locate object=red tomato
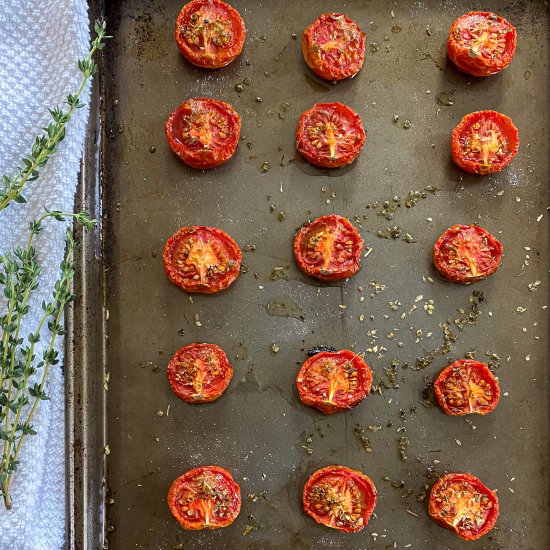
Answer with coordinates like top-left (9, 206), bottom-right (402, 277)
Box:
top-left (167, 343), bottom-right (233, 403)
top-left (451, 110), bottom-right (519, 174)
top-left (296, 103), bottom-right (365, 168)
top-left (294, 214), bottom-right (364, 281)
top-left (448, 12), bottom-right (517, 77)
top-left (175, 0), bottom-right (246, 69)
top-left (433, 224), bottom-right (503, 284)
top-left (302, 13), bottom-right (366, 81)
top-left (165, 98), bottom-right (241, 169)
top-left (429, 473), bottom-right (499, 541)
top-left (296, 350), bottom-right (372, 414)
top-left (303, 466), bottom-right (377, 532)
top-left (434, 359), bottom-right (500, 416)
top-left (163, 226), bottom-right (241, 294)
top-left (168, 466), bottom-right (241, 530)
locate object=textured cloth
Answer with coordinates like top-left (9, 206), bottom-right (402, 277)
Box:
top-left (0, 1), bottom-right (91, 548)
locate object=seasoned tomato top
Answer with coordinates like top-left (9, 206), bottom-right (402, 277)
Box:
top-left (434, 359), bottom-right (500, 416)
top-left (433, 224), bottom-right (503, 284)
top-left (448, 12), bottom-right (516, 76)
top-left (296, 350), bottom-right (372, 414)
top-left (429, 473), bottom-right (499, 541)
top-left (163, 226), bottom-right (241, 294)
top-left (165, 98), bottom-right (241, 169)
top-left (294, 214), bottom-right (363, 281)
top-left (168, 466), bottom-right (241, 530)
top-left (303, 466), bottom-right (377, 532)
top-left (451, 110), bottom-right (518, 175)
top-left (176, 0), bottom-right (246, 68)
top-left (296, 103), bottom-right (365, 168)
top-left (167, 343), bottom-right (233, 403)
top-left (302, 13), bottom-right (366, 81)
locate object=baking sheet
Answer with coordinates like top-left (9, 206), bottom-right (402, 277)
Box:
top-left (70, 1), bottom-right (550, 548)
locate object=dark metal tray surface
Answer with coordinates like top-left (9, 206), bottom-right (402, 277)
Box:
top-left (68, 1), bottom-right (550, 549)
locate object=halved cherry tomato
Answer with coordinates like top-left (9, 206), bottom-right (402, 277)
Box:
top-left (175, 0), bottom-right (246, 69)
top-left (433, 224), bottom-right (503, 284)
top-left (429, 473), bottom-right (499, 541)
top-left (168, 466), bottom-right (241, 530)
top-left (434, 359), bottom-right (500, 416)
top-left (296, 350), bottom-right (372, 414)
top-left (167, 343), bottom-right (233, 403)
top-left (448, 12), bottom-right (516, 77)
top-left (451, 110), bottom-right (519, 174)
top-left (163, 226), bottom-right (241, 294)
top-left (294, 214), bottom-right (364, 281)
top-left (165, 98), bottom-right (241, 169)
top-left (302, 13), bottom-right (366, 81)
top-left (296, 103), bottom-right (365, 168)
top-left (303, 466), bottom-right (377, 532)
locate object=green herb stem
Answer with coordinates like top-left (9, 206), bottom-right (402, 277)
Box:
top-left (0, 211), bottom-right (96, 509)
top-left (0, 20), bottom-right (110, 212)
top-left (4, 245), bottom-right (74, 501)
top-left (1, 281), bottom-right (50, 487)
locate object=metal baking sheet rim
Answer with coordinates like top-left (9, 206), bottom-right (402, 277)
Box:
top-left (66, 1), bottom-right (107, 548)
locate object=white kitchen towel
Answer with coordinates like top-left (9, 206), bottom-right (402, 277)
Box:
top-left (0, 0), bottom-right (91, 548)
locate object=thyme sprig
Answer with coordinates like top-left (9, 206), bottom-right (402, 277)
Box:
top-left (0, 211), bottom-right (96, 509)
top-left (0, 20), bottom-right (110, 212)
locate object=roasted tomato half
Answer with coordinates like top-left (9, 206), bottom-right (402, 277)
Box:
top-left (296, 350), bottom-right (372, 414)
top-left (294, 214), bottom-right (364, 281)
top-left (451, 110), bottom-right (519, 175)
top-left (433, 224), bottom-right (503, 284)
top-left (434, 359), bottom-right (500, 416)
top-left (175, 0), bottom-right (246, 68)
top-left (168, 466), bottom-right (241, 530)
top-left (448, 12), bottom-right (516, 77)
top-left (296, 103), bottom-right (365, 168)
top-left (302, 13), bottom-right (366, 81)
top-left (163, 226), bottom-right (241, 294)
top-left (429, 473), bottom-right (499, 541)
top-left (167, 343), bottom-right (233, 403)
top-left (166, 98), bottom-right (241, 169)
top-left (303, 466), bottom-right (377, 532)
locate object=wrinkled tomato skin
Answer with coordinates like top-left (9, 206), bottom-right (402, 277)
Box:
top-left (429, 473), bottom-right (499, 541)
top-left (163, 226), bottom-right (242, 294)
top-left (303, 466), bottom-right (377, 532)
top-left (165, 98), bottom-right (241, 169)
top-left (448, 12), bottom-right (516, 77)
top-left (167, 343), bottom-right (233, 403)
top-left (168, 466), bottom-right (241, 530)
top-left (294, 214), bottom-right (364, 281)
top-left (296, 103), bottom-right (365, 168)
top-left (433, 224), bottom-right (503, 284)
top-left (302, 13), bottom-right (366, 81)
top-left (451, 111), bottom-right (519, 175)
top-left (296, 350), bottom-right (372, 414)
top-left (175, 0), bottom-right (246, 69)
top-left (434, 359), bottom-right (500, 416)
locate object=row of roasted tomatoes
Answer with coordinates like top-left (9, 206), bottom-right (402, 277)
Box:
top-left (164, 0), bottom-right (514, 542)
top-left (176, 2), bottom-right (516, 75)
top-left (169, 465), bottom-right (498, 540)
top-left (164, 217), bottom-right (503, 292)
top-left (168, 345), bottom-right (499, 417)
top-left (166, 95), bottom-right (520, 175)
